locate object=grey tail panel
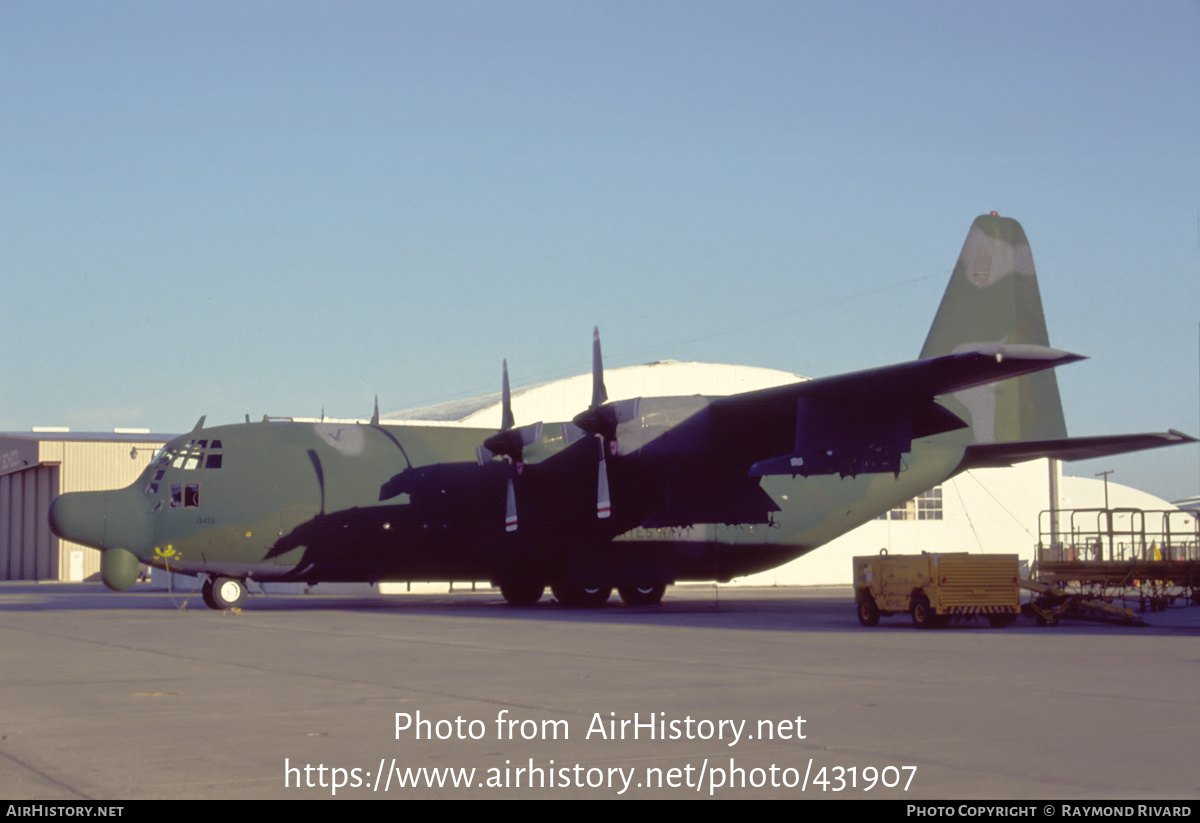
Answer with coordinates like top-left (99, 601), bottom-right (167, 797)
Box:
top-left (922, 214), bottom-right (1067, 444)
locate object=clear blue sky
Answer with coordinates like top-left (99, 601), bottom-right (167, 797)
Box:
top-left (2, 1), bottom-right (1198, 501)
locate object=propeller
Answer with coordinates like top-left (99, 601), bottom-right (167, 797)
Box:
top-left (572, 328), bottom-right (617, 520)
top-left (477, 360), bottom-right (541, 532)
top-left (484, 329), bottom-right (638, 528)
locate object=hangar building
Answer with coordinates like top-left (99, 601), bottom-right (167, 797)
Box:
top-left (0, 430), bottom-right (168, 582)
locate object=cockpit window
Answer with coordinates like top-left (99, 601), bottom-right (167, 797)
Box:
top-left (160, 439), bottom-right (224, 471)
top-left (149, 439), bottom-right (222, 494)
top-left (145, 466), bottom-right (164, 495)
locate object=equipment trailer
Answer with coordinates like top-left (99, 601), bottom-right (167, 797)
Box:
top-left (1022, 578), bottom-right (1148, 627)
top-left (854, 551), bottom-right (1021, 628)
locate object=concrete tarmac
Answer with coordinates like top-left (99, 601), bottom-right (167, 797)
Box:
top-left (1, 581), bottom-right (1197, 800)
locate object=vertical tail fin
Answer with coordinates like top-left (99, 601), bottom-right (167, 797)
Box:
top-left (921, 214), bottom-right (1067, 443)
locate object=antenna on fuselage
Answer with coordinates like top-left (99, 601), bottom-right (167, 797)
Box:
top-left (371, 396), bottom-right (380, 426)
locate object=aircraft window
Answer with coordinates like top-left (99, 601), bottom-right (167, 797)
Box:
top-left (162, 442), bottom-right (223, 471)
top-left (145, 482), bottom-right (159, 494)
top-left (170, 483), bottom-right (201, 508)
top-left (154, 469), bottom-right (165, 481)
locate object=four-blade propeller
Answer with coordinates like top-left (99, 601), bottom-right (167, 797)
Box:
top-left (476, 359), bottom-right (542, 532)
top-left (479, 327), bottom-right (629, 531)
top-left (571, 327), bottom-right (616, 520)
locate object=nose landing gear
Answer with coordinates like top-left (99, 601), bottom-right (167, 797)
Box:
top-left (202, 575), bottom-right (248, 610)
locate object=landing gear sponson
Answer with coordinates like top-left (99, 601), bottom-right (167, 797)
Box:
top-left (496, 582), bottom-right (668, 608)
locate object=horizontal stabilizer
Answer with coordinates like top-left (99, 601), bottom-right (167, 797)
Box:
top-left (960, 430), bottom-right (1197, 470)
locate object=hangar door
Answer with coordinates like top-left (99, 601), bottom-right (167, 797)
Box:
top-left (0, 464), bottom-right (60, 581)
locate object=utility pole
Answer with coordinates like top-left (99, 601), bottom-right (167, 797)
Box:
top-left (1095, 469), bottom-right (1114, 561)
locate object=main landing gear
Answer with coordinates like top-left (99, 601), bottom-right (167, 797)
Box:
top-left (498, 581), bottom-right (668, 608)
top-left (551, 583), bottom-right (613, 608)
top-left (201, 575), bottom-right (247, 610)
top-left (498, 581), bottom-right (545, 607)
top-left (617, 584), bottom-right (667, 606)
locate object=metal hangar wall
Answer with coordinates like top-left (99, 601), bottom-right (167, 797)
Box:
top-left (0, 431), bottom-right (169, 582)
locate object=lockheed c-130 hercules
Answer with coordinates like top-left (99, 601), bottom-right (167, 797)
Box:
top-left (49, 214), bottom-right (1194, 610)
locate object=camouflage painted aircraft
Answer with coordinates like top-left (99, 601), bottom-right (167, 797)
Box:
top-left (49, 215), bottom-right (1194, 610)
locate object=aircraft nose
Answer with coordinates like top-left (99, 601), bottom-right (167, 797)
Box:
top-left (50, 490), bottom-right (153, 591)
top-left (49, 490), bottom-right (151, 554)
top-left (102, 491), bottom-right (153, 556)
top-left (48, 491), bottom-right (108, 550)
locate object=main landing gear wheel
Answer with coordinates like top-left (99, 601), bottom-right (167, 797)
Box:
top-left (857, 596), bottom-right (880, 626)
top-left (618, 584), bottom-right (667, 606)
top-left (499, 582), bottom-right (544, 607)
top-left (207, 576), bottom-right (247, 610)
top-left (551, 583), bottom-right (612, 608)
top-left (911, 595), bottom-right (935, 629)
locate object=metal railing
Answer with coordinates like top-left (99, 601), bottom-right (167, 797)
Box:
top-left (1037, 508), bottom-right (1200, 563)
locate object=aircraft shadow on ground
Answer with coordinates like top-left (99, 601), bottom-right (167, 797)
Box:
top-left (1, 583), bottom-right (1196, 637)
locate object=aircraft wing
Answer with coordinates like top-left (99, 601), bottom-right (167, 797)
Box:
top-left (959, 430), bottom-right (1197, 470)
top-left (644, 344), bottom-right (1085, 479)
top-left (735, 343), bottom-right (1082, 407)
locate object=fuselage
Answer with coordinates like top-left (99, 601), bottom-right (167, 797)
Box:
top-left (48, 410), bottom-right (968, 592)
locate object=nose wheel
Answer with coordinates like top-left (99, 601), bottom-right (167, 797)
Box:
top-left (202, 575), bottom-right (247, 610)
